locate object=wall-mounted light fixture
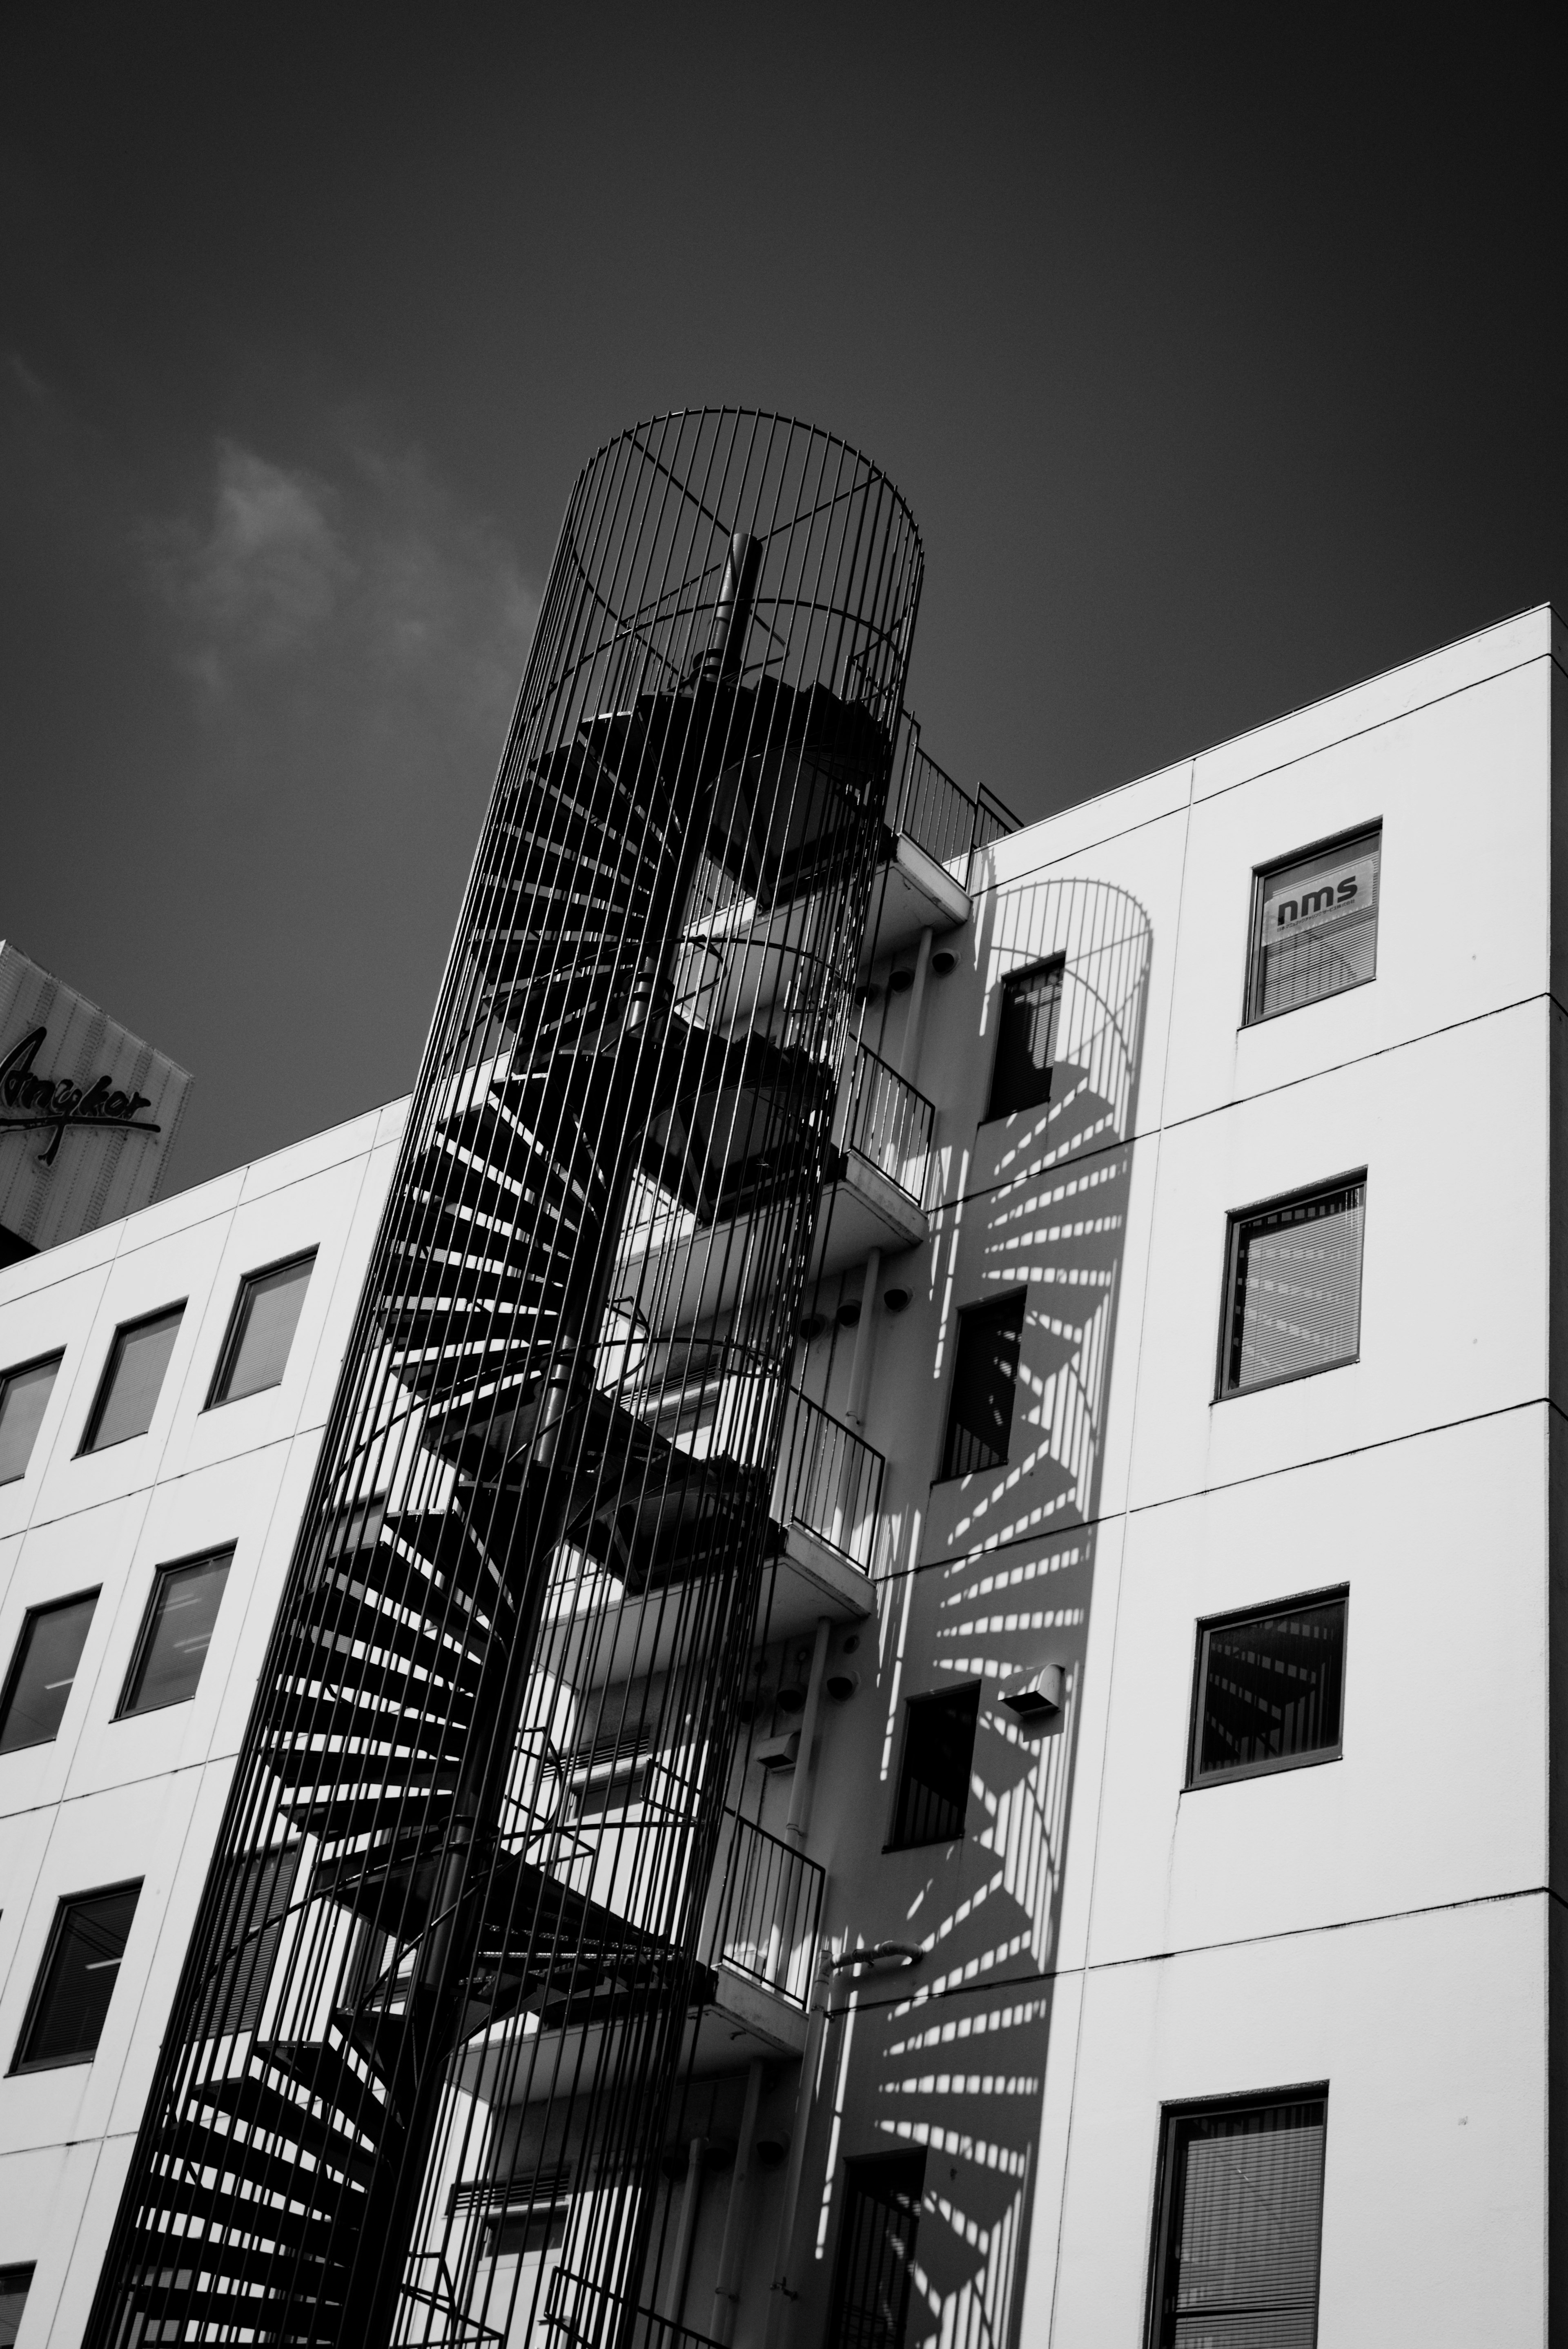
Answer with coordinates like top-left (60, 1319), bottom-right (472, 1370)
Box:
top-left (1002, 1663), bottom-right (1067, 1723)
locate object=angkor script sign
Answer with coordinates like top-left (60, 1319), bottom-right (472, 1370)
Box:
top-left (0, 1026), bottom-right (160, 1166)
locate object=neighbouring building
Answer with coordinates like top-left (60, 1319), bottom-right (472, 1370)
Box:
top-left (0, 413), bottom-right (1563, 2349)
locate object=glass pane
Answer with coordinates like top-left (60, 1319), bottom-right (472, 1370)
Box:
top-left (0, 2266), bottom-right (34, 2349)
top-left (987, 961), bottom-right (1062, 1119)
top-left (942, 1294), bottom-right (1025, 1477)
top-left (206, 1845), bottom-right (301, 2034)
top-left (1196, 1600), bottom-right (1346, 1779)
top-left (1171, 2104), bottom-right (1325, 2333)
top-left (121, 1551), bottom-right (232, 1715)
top-left (0, 1593), bottom-right (98, 1752)
top-left (890, 1685), bottom-right (979, 1848)
top-left (87, 1308), bottom-right (183, 1450)
top-left (1225, 1185), bottom-right (1363, 1394)
top-left (216, 1256), bottom-right (314, 1404)
top-left (0, 1355), bottom-right (61, 1484)
top-left (19, 1883), bottom-right (141, 2067)
top-left (1251, 828), bottom-right (1380, 1021)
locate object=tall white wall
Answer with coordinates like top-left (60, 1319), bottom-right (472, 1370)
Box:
top-left (0, 1102), bottom-right (403, 2346)
top-left (783, 605), bottom-right (1565, 2349)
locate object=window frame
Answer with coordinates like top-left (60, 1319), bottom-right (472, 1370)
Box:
top-left (9, 1878), bottom-right (143, 2075)
top-left (0, 1349), bottom-right (65, 1487)
top-left (114, 1544), bottom-right (237, 1720)
top-left (1214, 1171), bottom-right (1367, 1403)
top-left (1185, 1586), bottom-right (1349, 1790)
top-left (1144, 2083), bottom-right (1330, 2349)
top-left (78, 1302), bottom-right (187, 1456)
top-left (885, 1680), bottom-right (982, 1852)
top-left (936, 1288), bottom-right (1028, 1484)
top-left (0, 1587), bottom-right (101, 1754)
top-left (1243, 818), bottom-right (1382, 1028)
top-left (982, 954), bottom-right (1066, 1124)
top-left (204, 1249), bottom-right (318, 1412)
top-left (0, 2262), bottom-right (36, 2349)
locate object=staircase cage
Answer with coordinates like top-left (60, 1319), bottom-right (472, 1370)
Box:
top-left (85, 410), bottom-right (922, 2349)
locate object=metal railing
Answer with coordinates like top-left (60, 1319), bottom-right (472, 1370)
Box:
top-left (704, 1807), bottom-right (825, 2010)
top-left (546, 2266), bottom-right (725, 2349)
top-left (773, 1386), bottom-right (884, 1571)
top-left (886, 722), bottom-right (1018, 883)
top-left (843, 1042), bottom-right (934, 1209)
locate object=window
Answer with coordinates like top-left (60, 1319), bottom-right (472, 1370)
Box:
top-left (1189, 1592), bottom-right (1347, 1785)
top-left (0, 2266), bottom-right (34, 2349)
top-left (888, 1684), bottom-right (980, 1849)
top-left (203, 1844), bottom-right (302, 2035)
top-left (827, 2151), bottom-right (925, 2349)
top-left (985, 958), bottom-right (1064, 1121)
top-left (1147, 2092), bottom-right (1327, 2349)
top-left (11, 1881), bottom-right (141, 2071)
top-left (117, 1548), bottom-right (234, 1717)
top-left (207, 1251), bottom-right (317, 1408)
top-left (940, 1292), bottom-right (1025, 1480)
top-left (1246, 823), bottom-right (1381, 1023)
top-left (80, 1305), bottom-right (185, 1453)
top-left (566, 1723), bottom-right (654, 1819)
top-left (0, 1352), bottom-right (62, 1485)
top-left (1218, 1178), bottom-right (1364, 1398)
top-left (0, 1591), bottom-right (99, 1754)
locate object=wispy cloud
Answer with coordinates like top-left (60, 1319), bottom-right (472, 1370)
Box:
top-left (144, 430), bottom-right (537, 718)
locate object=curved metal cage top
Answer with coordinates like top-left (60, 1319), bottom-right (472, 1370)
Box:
top-left (523, 409), bottom-right (921, 765)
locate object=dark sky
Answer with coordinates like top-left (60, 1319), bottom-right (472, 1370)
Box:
top-left (2, 4), bottom-right (1559, 1192)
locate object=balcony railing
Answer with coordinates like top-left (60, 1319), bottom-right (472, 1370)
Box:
top-left (843, 1042), bottom-right (934, 1209)
top-left (704, 1807), bottom-right (825, 2010)
top-left (773, 1386), bottom-right (884, 1571)
top-left (886, 723), bottom-right (1018, 884)
top-left (546, 2267), bottom-right (725, 2349)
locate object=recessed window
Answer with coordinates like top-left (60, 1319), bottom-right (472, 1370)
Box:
top-left (204, 1845), bottom-right (302, 2036)
top-left (11, 1881), bottom-right (141, 2071)
top-left (0, 1352), bottom-right (62, 1486)
top-left (0, 1591), bottom-right (99, 1754)
top-left (1218, 1178), bottom-right (1364, 1398)
top-left (1189, 1592), bottom-right (1347, 1785)
top-left (207, 1251), bottom-right (317, 1409)
top-left (80, 1305), bottom-right (185, 1453)
top-left (827, 2151), bottom-right (925, 2349)
top-left (1147, 2092), bottom-right (1327, 2348)
top-left (0, 2264), bottom-right (35, 2349)
top-left (985, 958), bottom-right (1064, 1121)
top-left (116, 1548), bottom-right (234, 1717)
top-left (1246, 823), bottom-right (1381, 1023)
top-left (888, 1683), bottom-right (980, 1850)
top-left (940, 1291), bottom-right (1026, 1479)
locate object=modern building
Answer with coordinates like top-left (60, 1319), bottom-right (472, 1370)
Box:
top-left (0, 411), bottom-right (1563, 2348)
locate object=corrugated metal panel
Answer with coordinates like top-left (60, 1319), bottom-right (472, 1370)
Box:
top-left (0, 942), bottom-right (192, 1252)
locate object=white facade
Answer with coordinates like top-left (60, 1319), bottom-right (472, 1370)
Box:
top-left (1, 604), bottom-right (1564, 2344)
top-left (0, 1103), bottom-right (405, 2344)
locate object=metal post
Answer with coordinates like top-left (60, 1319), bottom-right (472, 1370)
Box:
top-left (667, 2135), bottom-right (708, 2330)
top-left (786, 1617), bottom-right (832, 1840)
top-left (844, 1250), bottom-right (881, 1433)
top-left (898, 925), bottom-right (934, 1083)
top-left (765, 1950), bottom-right (833, 2349)
top-left (709, 2058), bottom-right (766, 2344)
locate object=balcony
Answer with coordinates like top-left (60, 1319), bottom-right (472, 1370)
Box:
top-left (814, 1043), bottom-right (935, 1275)
top-left (866, 727), bottom-right (1020, 965)
top-left (770, 1386), bottom-right (882, 1629)
top-left (694, 1807), bottom-right (825, 2062)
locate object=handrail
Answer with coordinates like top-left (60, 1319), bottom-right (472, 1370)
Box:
top-left (886, 717), bottom-right (1020, 885)
top-left (773, 1386), bottom-right (884, 1571)
top-left (546, 2266), bottom-right (726, 2349)
top-left (843, 1042), bottom-right (934, 1209)
top-left (704, 1806), bottom-right (825, 2010)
